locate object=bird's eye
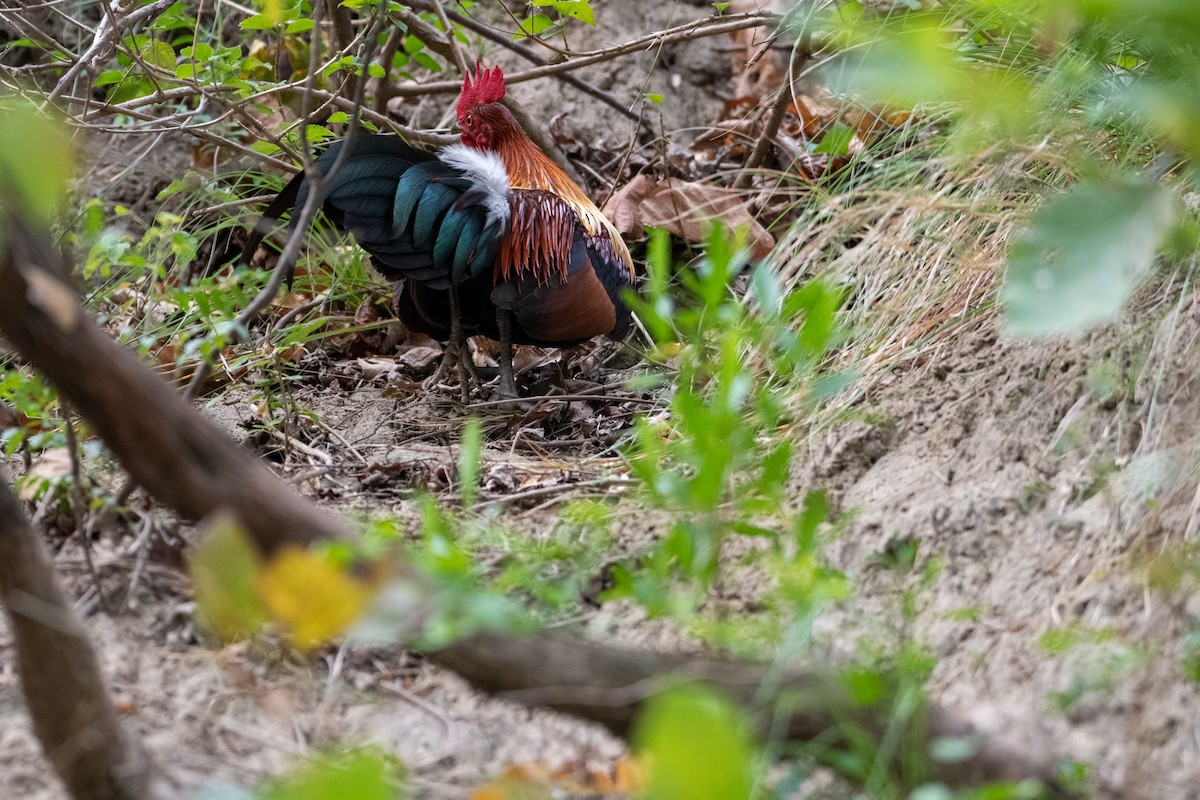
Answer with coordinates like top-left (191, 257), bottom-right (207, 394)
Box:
top-left (465, 113), bottom-right (473, 127)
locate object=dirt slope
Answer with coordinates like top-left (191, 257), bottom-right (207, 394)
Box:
top-left (802, 301), bottom-right (1200, 798)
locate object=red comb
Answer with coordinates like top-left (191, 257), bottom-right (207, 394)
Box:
top-left (458, 60), bottom-right (506, 119)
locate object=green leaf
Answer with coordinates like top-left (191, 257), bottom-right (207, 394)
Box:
top-left (107, 75), bottom-right (154, 104)
top-left (240, 13), bottom-right (276, 30)
top-left (116, 34), bottom-right (148, 67)
top-left (327, 111), bottom-right (350, 124)
top-left (304, 124), bottom-right (333, 142)
top-left (367, 63), bottom-right (386, 78)
top-left (0, 98), bottom-right (75, 225)
top-left (514, 14), bottom-right (555, 40)
top-left (285, 18), bottom-right (314, 34)
top-left (814, 122), bottom-right (854, 156)
top-left (189, 513), bottom-right (269, 641)
top-left (842, 667), bottom-right (887, 706)
top-left (138, 38), bottom-right (177, 71)
top-left (262, 748), bottom-right (396, 800)
top-left (93, 69), bottom-right (128, 87)
top-left (411, 51), bottom-right (441, 72)
top-left (152, 4), bottom-right (197, 33)
top-left (457, 417), bottom-right (483, 509)
top-left (1002, 176), bottom-right (1175, 336)
top-left (321, 55), bottom-right (357, 77)
top-left (262, 0), bottom-right (286, 26)
top-left (553, 0), bottom-right (595, 25)
top-left (251, 139), bottom-right (283, 157)
top-left (634, 685), bottom-right (756, 800)
top-left (795, 490), bottom-right (828, 550)
top-left (532, 0), bottom-right (595, 20)
top-left (183, 42), bottom-right (213, 61)
top-left (645, 92), bottom-right (664, 105)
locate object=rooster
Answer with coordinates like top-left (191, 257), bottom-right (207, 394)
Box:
top-left (237, 62), bottom-right (634, 398)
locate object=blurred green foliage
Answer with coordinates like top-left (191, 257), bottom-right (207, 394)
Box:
top-left (788, 0), bottom-right (1200, 335)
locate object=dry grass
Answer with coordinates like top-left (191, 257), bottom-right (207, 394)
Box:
top-left (761, 143), bottom-right (1085, 418)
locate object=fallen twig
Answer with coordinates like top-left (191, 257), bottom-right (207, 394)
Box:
top-left (475, 476), bottom-right (637, 510)
top-left (735, 40), bottom-right (815, 189)
top-left (466, 392), bottom-right (659, 409)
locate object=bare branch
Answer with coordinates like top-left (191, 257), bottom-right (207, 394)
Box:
top-left (389, 11), bottom-right (780, 97)
top-left (430, 0), bottom-right (470, 76)
top-left (413, 0), bottom-right (640, 123)
top-left (47, 0), bottom-right (177, 106)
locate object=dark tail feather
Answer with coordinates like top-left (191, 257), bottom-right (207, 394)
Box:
top-left (213, 171), bottom-right (306, 270)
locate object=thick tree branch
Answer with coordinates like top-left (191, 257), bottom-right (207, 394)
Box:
top-left (0, 210), bottom-right (344, 552)
top-left (431, 631), bottom-right (1065, 792)
top-left (0, 477), bottom-right (156, 800)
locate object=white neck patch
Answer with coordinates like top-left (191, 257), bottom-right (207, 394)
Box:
top-left (438, 144), bottom-right (511, 230)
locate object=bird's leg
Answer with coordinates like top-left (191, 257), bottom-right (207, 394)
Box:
top-left (424, 286), bottom-right (479, 401)
top-left (495, 308), bottom-right (519, 399)
top-left (447, 286), bottom-right (481, 403)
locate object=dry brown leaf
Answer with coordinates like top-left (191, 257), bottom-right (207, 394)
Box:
top-left (692, 115), bottom-right (756, 161)
top-left (153, 341), bottom-right (180, 368)
top-left (260, 341), bottom-right (306, 364)
top-left (694, 94), bottom-right (834, 168)
top-left (272, 290), bottom-right (310, 313)
top-left (842, 105), bottom-right (916, 144)
top-left (603, 173), bottom-right (658, 236)
top-left (278, 343), bottom-right (306, 363)
top-left (603, 174), bottom-right (775, 258)
top-left (354, 296), bottom-right (381, 327)
top-left (357, 357), bottom-right (398, 380)
top-left (395, 346), bottom-right (441, 374)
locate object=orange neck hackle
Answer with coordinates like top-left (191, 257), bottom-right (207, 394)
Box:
top-left (455, 61), bottom-right (635, 279)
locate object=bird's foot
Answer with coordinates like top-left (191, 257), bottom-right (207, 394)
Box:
top-left (423, 340), bottom-right (481, 402)
top-left (423, 348), bottom-right (454, 391)
top-left (493, 375), bottom-right (520, 401)
top-left (455, 343), bottom-right (482, 404)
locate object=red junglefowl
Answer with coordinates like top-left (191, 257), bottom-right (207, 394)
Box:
top-left (237, 62), bottom-right (635, 398)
